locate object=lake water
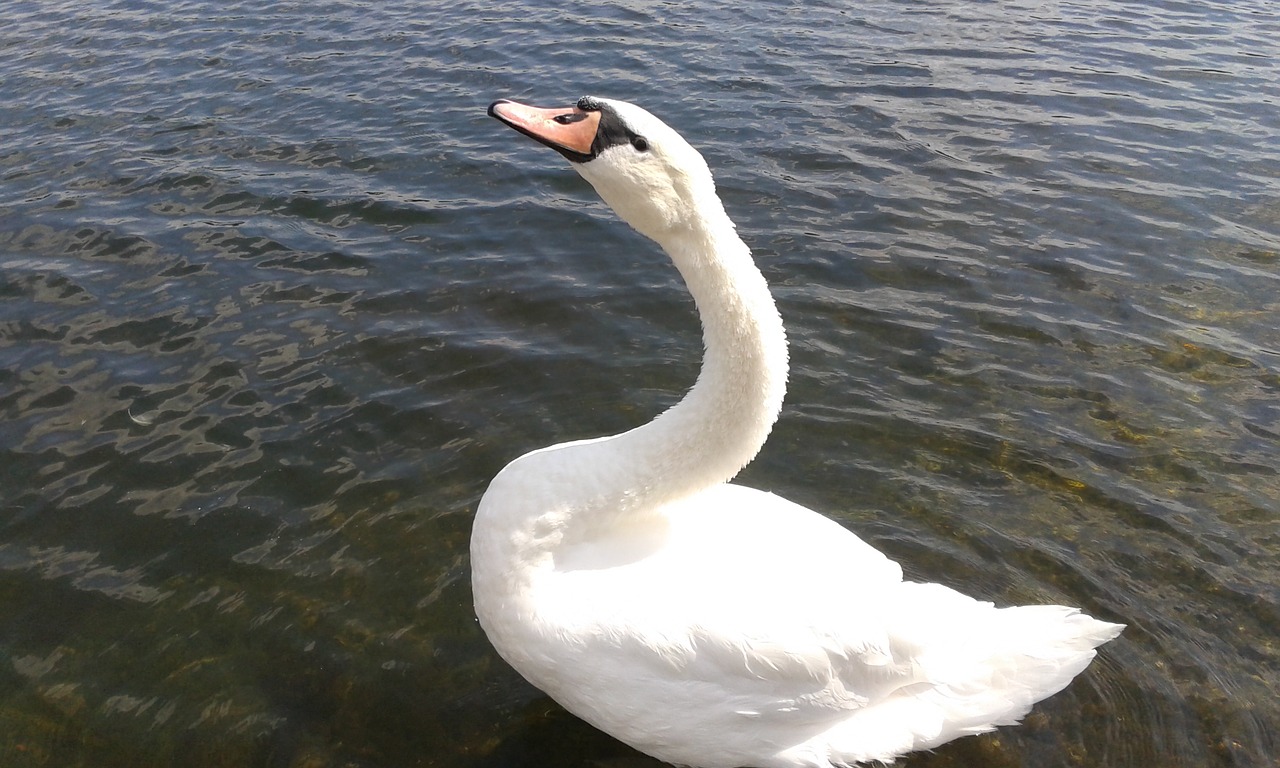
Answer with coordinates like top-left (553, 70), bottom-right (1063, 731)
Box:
top-left (2, 0), bottom-right (1278, 765)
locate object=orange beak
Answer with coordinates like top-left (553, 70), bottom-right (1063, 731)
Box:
top-left (489, 99), bottom-right (602, 163)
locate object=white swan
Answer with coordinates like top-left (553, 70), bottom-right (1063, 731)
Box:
top-left (473, 96), bottom-right (1123, 768)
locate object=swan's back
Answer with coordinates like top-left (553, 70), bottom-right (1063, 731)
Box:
top-left (486, 482), bottom-right (1120, 768)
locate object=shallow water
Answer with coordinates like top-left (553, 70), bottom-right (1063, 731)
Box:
top-left (1, 0), bottom-right (1278, 766)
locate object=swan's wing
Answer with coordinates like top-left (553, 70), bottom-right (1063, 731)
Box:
top-left (539, 485), bottom-right (1120, 765)
top-left (546, 484), bottom-right (922, 712)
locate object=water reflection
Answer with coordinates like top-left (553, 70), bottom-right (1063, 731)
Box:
top-left (1, 0), bottom-right (1278, 765)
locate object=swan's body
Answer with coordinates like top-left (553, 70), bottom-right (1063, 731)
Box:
top-left (473, 96), bottom-right (1122, 767)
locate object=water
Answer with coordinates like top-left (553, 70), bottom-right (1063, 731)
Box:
top-left (1, 0), bottom-right (1278, 765)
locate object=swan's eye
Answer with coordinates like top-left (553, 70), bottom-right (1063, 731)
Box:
top-left (632, 135), bottom-right (650, 152)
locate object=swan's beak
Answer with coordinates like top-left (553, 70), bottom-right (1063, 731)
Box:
top-left (489, 99), bottom-right (601, 163)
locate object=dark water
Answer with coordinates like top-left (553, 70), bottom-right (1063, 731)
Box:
top-left (2, 0), bottom-right (1278, 765)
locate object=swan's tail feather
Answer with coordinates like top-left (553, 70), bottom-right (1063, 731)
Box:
top-left (813, 595), bottom-right (1123, 767)
top-left (911, 604), bottom-right (1124, 744)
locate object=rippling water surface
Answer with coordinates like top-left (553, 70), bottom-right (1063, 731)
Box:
top-left (2, 1), bottom-right (1278, 765)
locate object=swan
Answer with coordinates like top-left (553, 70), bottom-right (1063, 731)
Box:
top-left (473, 95), bottom-right (1123, 768)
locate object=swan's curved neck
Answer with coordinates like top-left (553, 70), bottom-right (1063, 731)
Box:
top-left (613, 207), bottom-right (788, 506)
top-left (478, 192), bottom-right (787, 560)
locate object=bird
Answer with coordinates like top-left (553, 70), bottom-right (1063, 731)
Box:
top-left (471, 95), bottom-right (1123, 768)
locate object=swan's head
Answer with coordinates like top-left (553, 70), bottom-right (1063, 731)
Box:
top-left (489, 96), bottom-right (721, 243)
